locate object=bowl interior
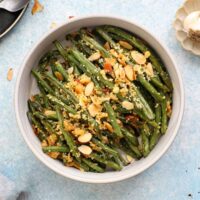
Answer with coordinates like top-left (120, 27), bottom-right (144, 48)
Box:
top-left (15, 16), bottom-right (184, 183)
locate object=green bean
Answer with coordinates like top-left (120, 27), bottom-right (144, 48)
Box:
top-left (81, 31), bottom-right (111, 58)
top-left (31, 70), bottom-right (54, 94)
top-left (161, 98), bottom-right (167, 134)
top-left (92, 138), bottom-right (119, 156)
top-left (82, 158), bottom-right (105, 173)
top-left (54, 61), bottom-right (68, 81)
top-left (141, 124), bottom-right (150, 157)
top-left (121, 128), bottom-right (138, 146)
top-left (150, 104), bottom-right (161, 150)
top-left (137, 75), bottom-right (165, 102)
top-left (104, 101), bottom-right (123, 138)
top-left (44, 72), bottom-right (78, 104)
top-left (151, 76), bottom-right (169, 92)
top-left (56, 106), bottom-right (80, 161)
top-left (42, 146), bottom-right (69, 153)
top-left (47, 94), bottom-right (76, 114)
top-left (90, 153), bottom-right (122, 171)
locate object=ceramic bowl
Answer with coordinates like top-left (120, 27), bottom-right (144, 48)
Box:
top-left (173, 0), bottom-right (200, 55)
top-left (15, 16), bottom-right (184, 183)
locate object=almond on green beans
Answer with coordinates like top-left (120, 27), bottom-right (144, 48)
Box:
top-left (131, 51), bottom-right (146, 65)
top-left (78, 145), bottom-right (92, 155)
top-left (119, 40), bottom-right (133, 50)
top-left (88, 52), bottom-right (101, 61)
top-left (78, 132), bottom-right (92, 143)
top-left (124, 65), bottom-right (134, 81)
top-left (122, 101), bottom-right (134, 110)
top-left (85, 82), bottom-right (94, 96)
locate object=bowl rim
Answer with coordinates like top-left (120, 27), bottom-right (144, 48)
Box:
top-left (14, 15), bottom-right (184, 183)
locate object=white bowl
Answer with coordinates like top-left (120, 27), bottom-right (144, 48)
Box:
top-left (15, 16), bottom-right (184, 183)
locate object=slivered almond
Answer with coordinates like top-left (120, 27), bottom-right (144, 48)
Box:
top-left (122, 101), bottom-right (134, 110)
top-left (145, 63), bottom-right (154, 77)
top-left (124, 65), bottom-right (134, 81)
top-left (104, 122), bottom-right (113, 133)
top-left (85, 82), bottom-right (94, 96)
top-left (54, 71), bottom-right (63, 81)
top-left (7, 68), bottom-right (13, 81)
top-left (88, 52), bottom-right (101, 61)
top-left (144, 51), bottom-right (151, 58)
top-left (119, 41), bottom-right (132, 50)
top-left (104, 42), bottom-right (110, 50)
top-left (131, 51), bottom-right (146, 65)
top-left (78, 132), bottom-right (92, 143)
top-left (78, 145), bottom-right (92, 155)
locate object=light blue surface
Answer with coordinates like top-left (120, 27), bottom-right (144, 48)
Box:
top-left (0, 0), bottom-right (200, 199)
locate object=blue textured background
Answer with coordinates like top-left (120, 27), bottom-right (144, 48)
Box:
top-left (0, 0), bottom-right (200, 199)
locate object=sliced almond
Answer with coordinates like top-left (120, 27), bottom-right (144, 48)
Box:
top-left (131, 51), bottom-right (146, 65)
top-left (85, 82), bottom-right (94, 96)
top-left (122, 101), bottom-right (134, 110)
top-left (124, 65), bottom-right (134, 81)
top-left (32, 0), bottom-right (43, 15)
top-left (88, 52), bottom-right (101, 61)
top-left (104, 42), bottom-right (110, 50)
top-left (50, 22), bottom-right (57, 29)
top-left (144, 51), bottom-right (151, 58)
top-left (7, 68), bottom-right (13, 81)
top-left (54, 71), bottom-right (63, 81)
top-left (78, 145), bottom-right (92, 155)
top-left (67, 67), bottom-right (74, 74)
top-left (78, 132), bottom-right (92, 143)
top-left (119, 41), bottom-right (133, 50)
top-left (145, 63), bottom-right (154, 77)
top-left (88, 103), bottom-right (102, 117)
top-left (104, 122), bottom-right (113, 133)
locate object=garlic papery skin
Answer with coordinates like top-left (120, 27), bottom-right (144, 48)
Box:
top-left (184, 11), bottom-right (200, 42)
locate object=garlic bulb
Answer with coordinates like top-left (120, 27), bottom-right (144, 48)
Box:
top-left (184, 11), bottom-right (200, 42)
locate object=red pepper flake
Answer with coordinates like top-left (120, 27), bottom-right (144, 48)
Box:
top-left (69, 16), bottom-right (74, 19)
top-left (103, 62), bottom-right (112, 73)
top-left (102, 88), bottom-right (110, 94)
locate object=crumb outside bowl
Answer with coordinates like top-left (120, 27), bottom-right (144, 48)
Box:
top-left (15, 16), bottom-right (184, 183)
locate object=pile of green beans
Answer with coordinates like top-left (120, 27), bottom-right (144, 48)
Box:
top-left (27, 25), bottom-right (173, 172)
